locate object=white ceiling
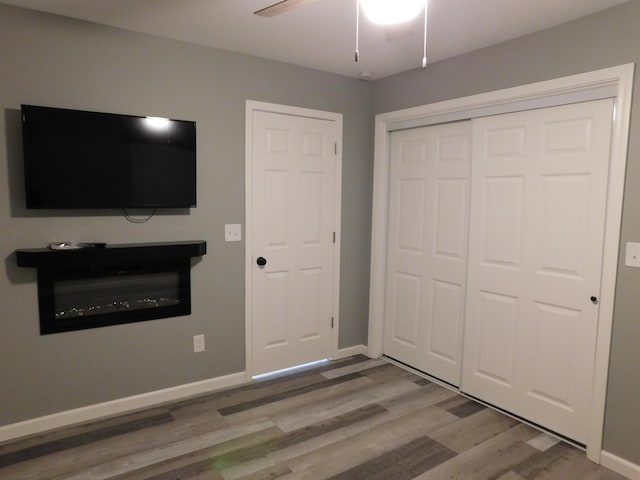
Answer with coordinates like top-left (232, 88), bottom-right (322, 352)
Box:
top-left (1, 0), bottom-right (629, 80)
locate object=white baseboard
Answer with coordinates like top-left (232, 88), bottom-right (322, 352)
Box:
top-left (0, 348), bottom-right (371, 444)
top-left (332, 344), bottom-right (368, 359)
top-left (601, 451), bottom-right (640, 480)
top-left (0, 371), bottom-right (247, 444)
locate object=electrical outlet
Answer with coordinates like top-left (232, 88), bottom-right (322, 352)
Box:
top-left (625, 242), bottom-right (640, 267)
top-left (225, 224), bottom-right (242, 242)
top-left (193, 334), bottom-right (205, 353)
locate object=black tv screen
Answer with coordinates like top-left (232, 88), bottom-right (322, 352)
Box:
top-left (22, 105), bottom-right (196, 209)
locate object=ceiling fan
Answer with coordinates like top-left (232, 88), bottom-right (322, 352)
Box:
top-left (254, 0), bottom-right (320, 17)
top-left (254, 0), bottom-right (429, 68)
top-left (254, 0), bottom-right (412, 41)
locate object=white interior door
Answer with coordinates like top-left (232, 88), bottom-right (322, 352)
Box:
top-left (250, 110), bottom-right (337, 376)
top-left (461, 99), bottom-right (614, 443)
top-left (383, 121), bottom-right (471, 386)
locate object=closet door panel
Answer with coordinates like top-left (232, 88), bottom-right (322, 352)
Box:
top-left (384, 121), bottom-right (471, 385)
top-left (462, 99), bottom-right (614, 443)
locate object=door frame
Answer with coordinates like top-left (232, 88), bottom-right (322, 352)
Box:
top-left (245, 100), bottom-right (343, 380)
top-left (367, 64), bottom-right (634, 461)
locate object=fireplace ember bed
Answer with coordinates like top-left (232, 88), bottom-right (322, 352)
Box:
top-left (15, 241), bottom-right (206, 334)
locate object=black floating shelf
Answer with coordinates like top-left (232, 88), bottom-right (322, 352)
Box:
top-left (16, 241), bottom-right (207, 270)
top-left (16, 241), bottom-right (207, 334)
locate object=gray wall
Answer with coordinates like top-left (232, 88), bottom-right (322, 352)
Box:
top-left (2, 0), bottom-right (638, 468)
top-left (373, 0), bottom-right (640, 465)
top-left (0, 4), bottom-right (372, 426)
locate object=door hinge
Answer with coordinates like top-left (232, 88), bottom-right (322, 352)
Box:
top-left (331, 317), bottom-right (334, 329)
top-left (333, 232), bottom-right (336, 244)
top-left (334, 142), bottom-right (338, 155)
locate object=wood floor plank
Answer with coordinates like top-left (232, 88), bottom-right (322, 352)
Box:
top-left (224, 375), bottom-right (374, 426)
top-left (221, 403), bottom-right (395, 478)
top-left (286, 405), bottom-right (460, 479)
top-left (0, 411), bottom-right (173, 468)
top-left (496, 472), bottom-right (527, 480)
top-left (526, 433), bottom-right (561, 452)
top-left (379, 383), bottom-right (458, 417)
top-left (185, 471), bottom-right (228, 480)
top-left (582, 469), bottom-right (629, 480)
top-left (0, 406), bottom-right (170, 456)
top-left (0, 356), bottom-right (624, 480)
top-left (110, 427), bottom-right (282, 480)
top-left (513, 442), bottom-right (614, 480)
top-left (57, 418), bottom-right (276, 480)
top-left (358, 362), bottom-right (418, 383)
top-left (319, 358), bottom-right (387, 379)
top-left (216, 404), bottom-right (386, 471)
top-left (223, 463), bottom-right (298, 480)
top-left (429, 407), bottom-right (521, 453)
top-left (293, 446), bottom-right (378, 480)
top-left (271, 376), bottom-right (421, 432)
top-left (141, 458), bottom-right (226, 480)
top-left (434, 394), bottom-right (473, 411)
top-left (414, 377), bottom-right (433, 386)
top-left (224, 461), bottom-right (292, 480)
top-left (446, 399), bottom-right (487, 419)
top-left (0, 405), bottom-right (230, 480)
top-left (325, 435), bottom-right (456, 480)
top-left (412, 423), bottom-right (540, 480)
top-left (110, 404), bottom-right (384, 480)
top-left (219, 373), bottom-right (367, 416)
top-left (264, 404), bottom-right (395, 464)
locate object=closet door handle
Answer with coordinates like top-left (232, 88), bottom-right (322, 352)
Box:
top-left (257, 256), bottom-right (267, 267)
top-left (590, 296), bottom-right (598, 304)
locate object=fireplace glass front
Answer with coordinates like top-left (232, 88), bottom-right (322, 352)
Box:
top-left (54, 271), bottom-right (181, 319)
top-left (38, 261), bottom-right (191, 334)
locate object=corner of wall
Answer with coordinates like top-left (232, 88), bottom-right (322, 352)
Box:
top-left (601, 451), bottom-right (640, 480)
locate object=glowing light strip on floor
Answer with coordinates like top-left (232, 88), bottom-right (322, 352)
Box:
top-left (252, 359), bottom-right (330, 381)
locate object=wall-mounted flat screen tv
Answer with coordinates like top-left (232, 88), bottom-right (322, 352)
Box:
top-left (22, 105), bottom-right (196, 209)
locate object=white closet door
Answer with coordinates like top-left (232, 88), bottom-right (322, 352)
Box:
top-left (383, 121), bottom-right (471, 386)
top-left (462, 99), bottom-right (614, 443)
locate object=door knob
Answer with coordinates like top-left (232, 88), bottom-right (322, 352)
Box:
top-left (590, 296), bottom-right (598, 304)
top-left (257, 256), bottom-right (267, 267)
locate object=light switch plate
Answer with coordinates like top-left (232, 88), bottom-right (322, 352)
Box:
top-left (193, 334), bottom-right (205, 353)
top-left (625, 242), bottom-right (640, 267)
top-left (225, 224), bottom-right (242, 242)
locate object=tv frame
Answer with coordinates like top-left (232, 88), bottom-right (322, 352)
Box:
top-left (21, 104), bottom-right (197, 210)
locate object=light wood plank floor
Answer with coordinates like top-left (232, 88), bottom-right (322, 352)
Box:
top-left (0, 356), bottom-right (627, 479)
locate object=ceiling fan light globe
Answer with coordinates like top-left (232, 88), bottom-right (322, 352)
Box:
top-left (360, 0), bottom-right (426, 25)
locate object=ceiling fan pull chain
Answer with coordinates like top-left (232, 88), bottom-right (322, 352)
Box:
top-left (355, 0), bottom-right (360, 62)
top-left (422, 1), bottom-right (428, 68)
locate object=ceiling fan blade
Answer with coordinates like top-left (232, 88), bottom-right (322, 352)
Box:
top-left (254, 0), bottom-right (321, 17)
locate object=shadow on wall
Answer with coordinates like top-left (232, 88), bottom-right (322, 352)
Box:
top-left (5, 108), bottom-right (25, 218)
top-left (3, 109), bottom-right (34, 285)
top-left (4, 251), bottom-right (33, 286)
